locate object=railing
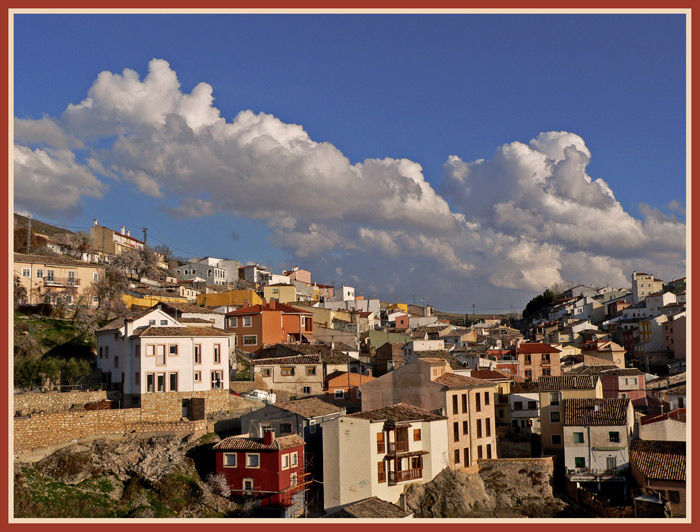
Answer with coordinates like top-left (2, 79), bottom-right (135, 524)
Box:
top-left (44, 277), bottom-right (80, 287)
top-left (387, 441), bottom-right (409, 453)
top-left (389, 468), bottom-right (422, 483)
top-left (567, 468), bottom-right (627, 479)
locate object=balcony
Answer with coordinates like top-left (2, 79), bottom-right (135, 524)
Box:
top-left (387, 441), bottom-right (409, 453)
top-left (566, 468), bottom-right (627, 482)
top-left (44, 277), bottom-right (80, 287)
top-left (389, 468), bottom-right (422, 484)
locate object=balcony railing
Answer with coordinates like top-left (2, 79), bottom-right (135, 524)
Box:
top-left (387, 441), bottom-right (409, 453)
top-left (566, 468), bottom-right (627, 480)
top-left (389, 468), bottom-right (422, 484)
top-left (44, 277), bottom-right (80, 287)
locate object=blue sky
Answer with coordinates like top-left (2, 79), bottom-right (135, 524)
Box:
top-left (13, 13), bottom-right (687, 313)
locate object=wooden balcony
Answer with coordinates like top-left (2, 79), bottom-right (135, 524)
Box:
top-left (387, 441), bottom-right (409, 453)
top-left (389, 468), bottom-right (422, 484)
top-left (44, 277), bottom-right (80, 287)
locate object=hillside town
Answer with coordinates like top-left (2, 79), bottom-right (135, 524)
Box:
top-left (13, 214), bottom-right (687, 519)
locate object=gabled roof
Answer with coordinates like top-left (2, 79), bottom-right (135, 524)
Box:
top-left (96, 307), bottom-right (165, 332)
top-left (434, 372), bottom-right (497, 390)
top-left (640, 408), bottom-right (686, 426)
top-left (226, 302), bottom-right (313, 316)
top-left (253, 355), bottom-right (321, 365)
top-left (517, 343), bottom-right (561, 354)
top-left (259, 343), bottom-right (354, 365)
top-left (413, 350), bottom-right (465, 371)
top-left (469, 369), bottom-right (515, 381)
top-left (325, 497), bottom-right (411, 519)
top-left (630, 440), bottom-right (685, 481)
top-left (135, 326), bottom-right (229, 337)
top-left (275, 397), bottom-right (345, 418)
top-left (538, 375), bottom-right (599, 391)
top-left (347, 403), bottom-right (446, 423)
top-left (14, 252), bottom-right (105, 269)
top-left (213, 433), bottom-right (305, 451)
top-left (563, 398), bottom-right (630, 426)
top-left (511, 381), bottom-right (540, 393)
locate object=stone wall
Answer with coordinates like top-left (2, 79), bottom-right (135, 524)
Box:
top-left (13, 390), bottom-right (112, 416)
top-left (139, 389), bottom-right (230, 422)
top-left (13, 408), bottom-right (208, 455)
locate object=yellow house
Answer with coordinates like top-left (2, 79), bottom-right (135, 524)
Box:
top-left (263, 283), bottom-right (297, 304)
top-left (14, 253), bottom-right (105, 308)
top-left (122, 293), bottom-right (189, 309)
top-left (197, 289), bottom-right (262, 307)
top-left (387, 303), bottom-right (409, 313)
top-left (538, 375), bottom-right (603, 458)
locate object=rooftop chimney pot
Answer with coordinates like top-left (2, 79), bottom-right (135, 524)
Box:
top-left (263, 427), bottom-right (275, 445)
top-left (121, 226), bottom-right (126, 235)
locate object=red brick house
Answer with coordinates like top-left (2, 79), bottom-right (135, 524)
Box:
top-left (226, 301), bottom-right (314, 353)
top-left (213, 429), bottom-right (307, 517)
top-left (630, 440), bottom-right (686, 517)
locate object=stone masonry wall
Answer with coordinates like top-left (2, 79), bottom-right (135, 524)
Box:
top-left (13, 390), bottom-right (109, 416)
top-left (139, 389), bottom-right (230, 422)
top-left (14, 408), bottom-right (207, 455)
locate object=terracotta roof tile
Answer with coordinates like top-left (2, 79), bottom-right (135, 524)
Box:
top-left (213, 433), bottom-right (305, 451)
top-left (538, 375), bottom-right (599, 391)
top-left (136, 326), bottom-right (229, 337)
top-left (326, 497), bottom-right (411, 518)
top-left (434, 372), bottom-right (496, 390)
top-left (14, 252), bottom-right (105, 269)
top-left (630, 440), bottom-right (685, 481)
top-left (517, 343), bottom-right (561, 354)
top-left (414, 350), bottom-right (465, 370)
top-left (563, 398), bottom-right (630, 426)
top-left (253, 355), bottom-right (321, 365)
top-left (275, 397), bottom-right (345, 418)
top-left (348, 403), bottom-right (446, 423)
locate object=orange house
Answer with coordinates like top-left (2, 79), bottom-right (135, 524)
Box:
top-left (516, 342), bottom-right (562, 381)
top-left (226, 300), bottom-right (314, 353)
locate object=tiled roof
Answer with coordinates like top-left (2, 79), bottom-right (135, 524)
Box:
top-left (414, 350), bottom-right (465, 370)
top-left (275, 397), bottom-right (345, 418)
top-left (178, 317), bottom-right (214, 324)
top-left (158, 301), bottom-right (220, 314)
top-left (640, 408), bottom-right (686, 426)
top-left (434, 372), bottom-right (496, 390)
top-left (260, 343), bottom-right (353, 365)
top-left (326, 497), bottom-right (411, 518)
top-left (517, 343), bottom-right (561, 354)
top-left (213, 433), bottom-right (306, 451)
top-left (226, 302), bottom-right (313, 316)
top-left (563, 398), bottom-right (630, 426)
top-left (253, 355), bottom-right (321, 365)
top-left (630, 440), bottom-right (686, 481)
top-left (470, 369), bottom-right (514, 381)
top-left (14, 252), bottom-right (105, 268)
top-left (538, 375), bottom-right (599, 391)
top-left (96, 308), bottom-right (161, 332)
top-left (136, 326), bottom-right (230, 337)
top-left (348, 403), bottom-right (446, 423)
top-left (511, 381), bottom-right (540, 393)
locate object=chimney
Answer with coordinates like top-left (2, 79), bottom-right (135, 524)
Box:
top-left (399, 493), bottom-right (407, 512)
top-left (126, 230), bottom-right (131, 237)
top-left (270, 299), bottom-right (276, 310)
top-left (124, 317), bottom-right (134, 337)
top-left (263, 427), bottom-right (275, 445)
top-left (93, 218), bottom-right (98, 227)
top-left (121, 226), bottom-right (126, 235)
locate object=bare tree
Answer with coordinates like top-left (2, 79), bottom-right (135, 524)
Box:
top-left (92, 265), bottom-right (129, 309)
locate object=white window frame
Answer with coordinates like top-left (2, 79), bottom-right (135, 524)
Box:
top-left (194, 371), bottom-right (201, 383)
top-left (242, 316), bottom-right (252, 327)
top-left (290, 451), bottom-right (298, 467)
top-left (36, 269), bottom-right (43, 278)
top-left (334, 389), bottom-right (345, 399)
top-left (281, 454), bottom-right (290, 470)
top-left (229, 317), bottom-right (238, 328)
top-left (290, 472), bottom-right (298, 487)
top-left (21, 268), bottom-right (30, 277)
top-left (223, 453), bottom-right (237, 468)
top-left (93, 272), bottom-right (99, 282)
top-left (245, 453), bottom-right (260, 469)
top-left (243, 335), bottom-right (257, 346)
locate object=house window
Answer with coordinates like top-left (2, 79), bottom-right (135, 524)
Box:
top-left (306, 366), bottom-right (316, 376)
top-left (21, 268), bottom-right (30, 277)
top-left (550, 392), bottom-right (560, 406)
top-left (134, 372), bottom-right (140, 386)
top-left (160, 320), bottom-right (168, 326)
top-left (214, 344), bottom-right (221, 364)
top-left (156, 345), bottom-right (166, 365)
top-left (223, 453), bottom-right (237, 467)
top-left (280, 423), bottom-right (293, 434)
top-left (477, 445), bottom-right (483, 459)
top-left (243, 479), bottom-right (254, 492)
top-left (606, 456), bottom-right (617, 471)
top-left (377, 461), bottom-right (386, 483)
top-left (261, 368), bottom-right (271, 377)
top-left (135, 345), bottom-right (140, 358)
top-left (169, 373), bottom-right (178, 392)
top-left (550, 411), bottom-right (561, 423)
top-left (528, 400), bottom-right (537, 409)
top-left (36, 269), bottom-right (43, 278)
top-left (668, 491), bottom-right (680, 504)
top-left (157, 373), bottom-right (166, 392)
top-left (524, 355), bottom-right (531, 365)
top-left (485, 392), bottom-right (490, 406)
top-left (46, 270), bottom-right (55, 282)
top-left (147, 373), bottom-right (155, 393)
top-left (575, 457), bottom-right (586, 468)
top-left (461, 393), bottom-right (468, 413)
top-left (309, 420), bottom-right (316, 434)
top-left (290, 472), bottom-right (298, 487)
top-left (477, 419), bottom-right (482, 438)
top-left (148, 320), bottom-right (156, 326)
top-left (302, 386), bottom-right (311, 394)
top-left (194, 371), bottom-right (201, 383)
top-left (463, 420), bottom-right (469, 435)
top-left (476, 393), bottom-right (481, 412)
top-left (146, 345), bottom-right (155, 356)
top-left (193, 344), bottom-right (201, 364)
top-left (243, 335), bottom-right (257, 346)
top-left (243, 316), bottom-right (252, 327)
top-left (486, 419), bottom-right (491, 437)
top-left (169, 344), bottom-right (178, 356)
top-left (541, 368), bottom-right (551, 376)
top-left (413, 429), bottom-right (421, 441)
top-left (552, 434), bottom-right (562, 445)
top-left (514, 401), bottom-right (523, 410)
top-left (573, 432), bottom-right (584, 443)
top-left (114, 356), bottom-right (119, 368)
top-left (454, 449), bottom-right (460, 464)
top-left (211, 370), bottom-right (223, 389)
top-left (453, 422), bottom-right (460, 442)
top-left (487, 444), bottom-right (492, 459)
top-left (525, 370), bottom-right (532, 379)
top-left (245, 454), bottom-right (260, 468)
top-left (464, 447), bottom-right (470, 467)
top-left (290, 451), bottom-right (298, 467)
top-left (281, 367), bottom-right (295, 376)
top-left (377, 432), bottom-right (385, 453)
top-left (282, 454), bottom-right (290, 470)
top-left (452, 394), bottom-right (459, 414)
top-left (356, 389), bottom-right (362, 399)
top-left (105, 346), bottom-right (109, 358)
top-left (93, 272), bottom-right (98, 282)
top-left (609, 431), bottom-right (620, 443)
top-left (229, 317), bottom-right (238, 328)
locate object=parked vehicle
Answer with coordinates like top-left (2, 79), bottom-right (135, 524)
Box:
top-left (243, 389), bottom-right (276, 404)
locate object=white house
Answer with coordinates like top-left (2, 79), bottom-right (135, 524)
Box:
top-left (96, 308), bottom-right (230, 413)
top-left (403, 340), bottom-right (445, 362)
top-left (509, 381), bottom-right (541, 433)
top-left (323, 403), bottom-right (448, 513)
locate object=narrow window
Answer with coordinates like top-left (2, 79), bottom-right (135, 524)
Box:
top-left (413, 429), bottom-right (421, 441)
top-left (453, 422), bottom-right (460, 442)
top-left (377, 461), bottom-right (386, 483)
top-left (452, 394), bottom-right (458, 414)
top-left (463, 420), bottom-right (469, 434)
top-left (454, 449), bottom-right (460, 464)
top-left (477, 419), bottom-right (482, 438)
top-left (476, 393), bottom-right (481, 412)
top-left (194, 345), bottom-right (201, 364)
top-left (461, 393), bottom-right (468, 413)
top-left (377, 432), bottom-right (385, 453)
top-left (214, 344), bottom-right (221, 364)
top-left (169, 373), bottom-right (178, 392)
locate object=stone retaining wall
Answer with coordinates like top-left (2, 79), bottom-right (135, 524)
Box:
top-left (14, 408), bottom-right (207, 455)
top-left (13, 390), bottom-right (110, 416)
top-left (139, 389), bottom-right (230, 422)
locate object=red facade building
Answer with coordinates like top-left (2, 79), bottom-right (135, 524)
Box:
top-left (213, 429), bottom-right (306, 516)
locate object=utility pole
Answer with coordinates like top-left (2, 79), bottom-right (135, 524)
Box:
top-left (26, 214), bottom-right (32, 253)
top-left (142, 227), bottom-right (148, 246)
